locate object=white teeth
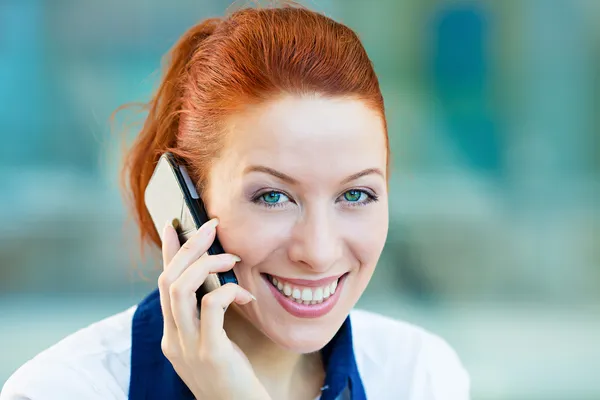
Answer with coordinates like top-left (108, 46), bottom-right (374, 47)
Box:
top-left (301, 288), bottom-right (313, 301)
top-left (269, 275), bottom-right (341, 305)
top-left (314, 287), bottom-right (323, 302)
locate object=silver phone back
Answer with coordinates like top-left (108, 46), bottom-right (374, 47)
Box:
top-left (144, 154), bottom-right (221, 293)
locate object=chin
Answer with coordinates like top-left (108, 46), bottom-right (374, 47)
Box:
top-left (260, 309), bottom-right (351, 354)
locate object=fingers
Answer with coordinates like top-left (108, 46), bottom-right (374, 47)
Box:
top-left (158, 217), bottom-right (220, 349)
top-left (170, 254), bottom-right (241, 345)
top-left (158, 217), bottom-right (254, 364)
top-left (159, 220), bottom-right (181, 335)
top-left (199, 283), bottom-right (255, 352)
top-left (167, 218), bottom-right (220, 278)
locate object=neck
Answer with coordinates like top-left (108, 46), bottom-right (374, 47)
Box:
top-left (223, 305), bottom-right (325, 400)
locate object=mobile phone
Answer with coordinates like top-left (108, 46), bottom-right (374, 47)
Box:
top-left (144, 152), bottom-right (238, 303)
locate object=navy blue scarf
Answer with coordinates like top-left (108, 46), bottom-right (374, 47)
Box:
top-left (128, 289), bottom-right (366, 399)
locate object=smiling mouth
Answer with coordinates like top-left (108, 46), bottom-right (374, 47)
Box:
top-left (263, 273), bottom-right (345, 305)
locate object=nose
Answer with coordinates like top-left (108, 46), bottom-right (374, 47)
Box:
top-left (287, 207), bottom-right (342, 273)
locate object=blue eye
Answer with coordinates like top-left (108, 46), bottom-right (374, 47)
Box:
top-left (254, 191), bottom-right (291, 208)
top-left (261, 191), bottom-right (282, 204)
top-left (344, 190), bottom-right (363, 202)
top-left (339, 189), bottom-right (378, 207)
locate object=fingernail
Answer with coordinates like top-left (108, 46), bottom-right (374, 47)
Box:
top-left (206, 218), bottom-right (219, 231)
top-left (232, 255), bottom-right (241, 262)
top-left (197, 218), bottom-right (219, 235)
top-left (249, 292), bottom-right (257, 301)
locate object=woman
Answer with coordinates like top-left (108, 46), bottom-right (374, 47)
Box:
top-left (1, 4), bottom-right (470, 400)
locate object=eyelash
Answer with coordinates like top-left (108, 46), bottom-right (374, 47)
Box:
top-left (250, 188), bottom-right (379, 209)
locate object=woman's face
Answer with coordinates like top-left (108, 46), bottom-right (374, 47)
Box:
top-left (205, 94), bottom-right (389, 353)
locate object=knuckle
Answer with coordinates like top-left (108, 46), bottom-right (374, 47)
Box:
top-left (200, 293), bottom-right (218, 309)
top-left (222, 282), bottom-right (237, 290)
top-left (169, 281), bottom-right (183, 299)
top-left (161, 338), bottom-right (179, 360)
top-left (157, 272), bottom-right (173, 291)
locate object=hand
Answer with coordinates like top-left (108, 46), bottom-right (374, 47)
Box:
top-left (158, 218), bottom-right (270, 400)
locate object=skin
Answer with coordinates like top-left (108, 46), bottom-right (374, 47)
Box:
top-left (159, 94), bottom-right (389, 400)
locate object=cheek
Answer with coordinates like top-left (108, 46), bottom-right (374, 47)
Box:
top-left (342, 205), bottom-right (389, 267)
top-left (213, 207), bottom-right (291, 268)
top-left (345, 208), bottom-right (388, 299)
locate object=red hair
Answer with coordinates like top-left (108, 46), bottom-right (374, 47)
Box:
top-left (119, 4), bottom-right (389, 250)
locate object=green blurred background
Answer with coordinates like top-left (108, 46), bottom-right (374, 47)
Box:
top-left (1, 0), bottom-right (599, 398)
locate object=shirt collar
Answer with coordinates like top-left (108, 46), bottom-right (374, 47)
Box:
top-left (128, 289), bottom-right (366, 400)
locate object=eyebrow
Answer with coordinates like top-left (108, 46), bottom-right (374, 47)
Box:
top-left (340, 167), bottom-right (385, 184)
top-left (243, 165), bottom-right (384, 185)
top-left (244, 166), bottom-right (298, 184)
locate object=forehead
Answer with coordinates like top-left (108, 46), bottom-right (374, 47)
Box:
top-left (222, 95), bottom-right (387, 180)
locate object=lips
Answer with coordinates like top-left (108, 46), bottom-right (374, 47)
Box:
top-left (262, 273), bottom-right (347, 318)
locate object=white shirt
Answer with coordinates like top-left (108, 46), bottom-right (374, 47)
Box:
top-left (1, 306), bottom-right (470, 399)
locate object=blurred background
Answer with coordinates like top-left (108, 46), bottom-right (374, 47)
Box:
top-left (1, 0), bottom-right (599, 398)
